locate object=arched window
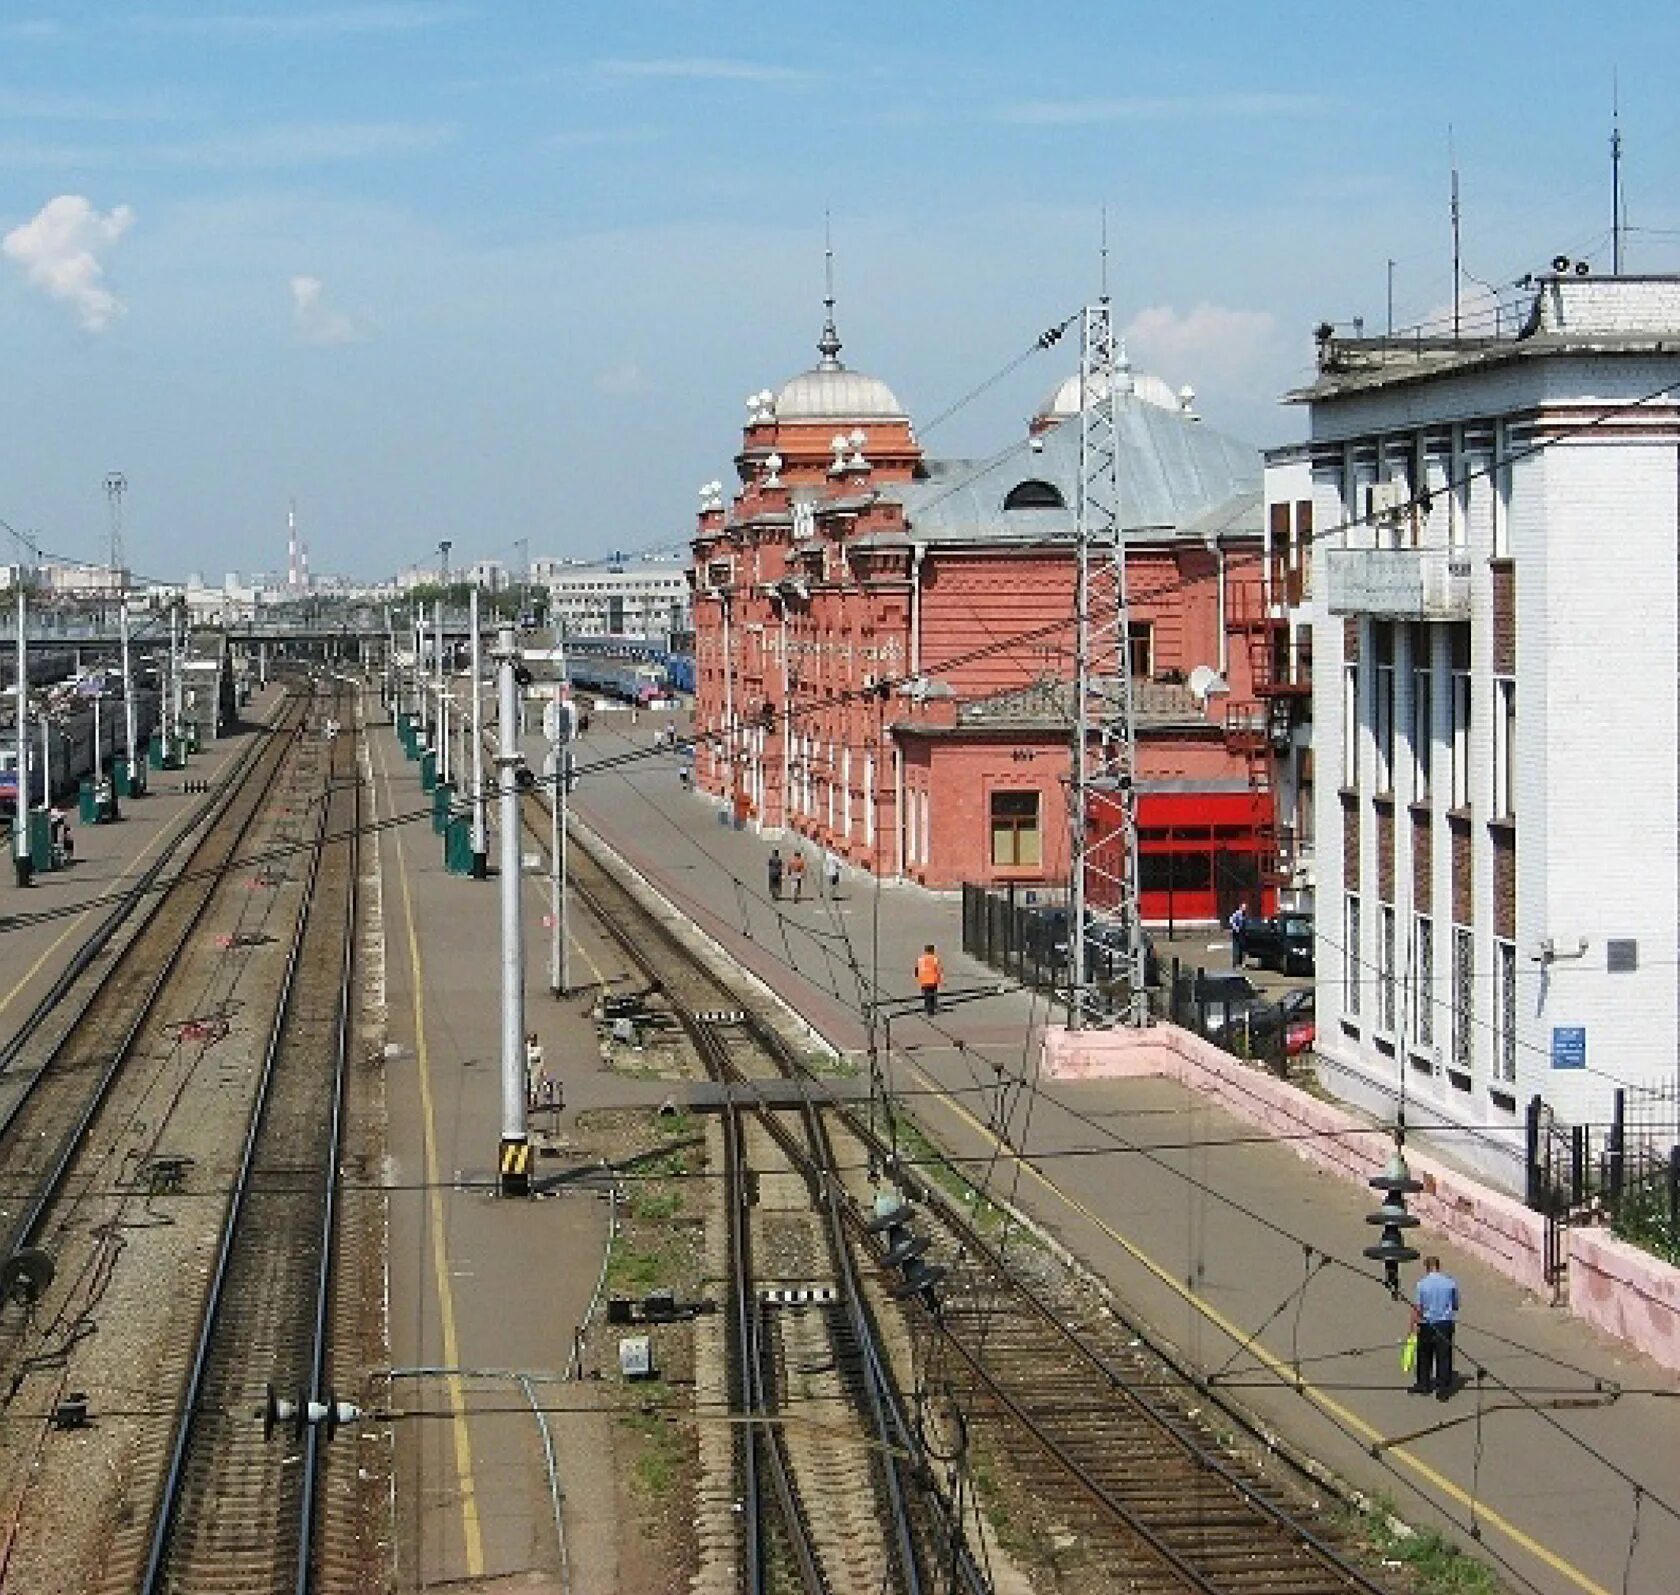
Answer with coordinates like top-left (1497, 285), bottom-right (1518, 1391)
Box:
top-left (1003, 479), bottom-right (1065, 511)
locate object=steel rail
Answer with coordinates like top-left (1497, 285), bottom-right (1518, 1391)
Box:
top-left (0, 715), bottom-right (290, 1079)
top-left (545, 799), bottom-right (1396, 1594)
top-left (138, 694), bottom-right (353, 1594)
top-left (1, 700), bottom-right (308, 1260)
top-left (295, 711), bottom-right (360, 1595)
top-left (522, 790), bottom-right (936, 1595)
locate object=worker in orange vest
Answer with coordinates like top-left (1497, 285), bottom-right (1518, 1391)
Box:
top-left (915, 944), bottom-right (943, 1016)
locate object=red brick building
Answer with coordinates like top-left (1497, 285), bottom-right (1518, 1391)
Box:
top-left (691, 306), bottom-right (1293, 922)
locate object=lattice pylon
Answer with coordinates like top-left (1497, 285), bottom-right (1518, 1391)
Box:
top-left (1069, 301), bottom-right (1146, 1028)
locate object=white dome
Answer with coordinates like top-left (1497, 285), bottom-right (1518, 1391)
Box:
top-left (776, 365), bottom-right (906, 422)
top-left (1035, 362), bottom-right (1180, 423)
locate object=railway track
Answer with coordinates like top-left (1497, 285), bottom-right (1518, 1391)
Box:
top-left (534, 790), bottom-right (1410, 1595)
top-left (0, 679), bottom-right (375, 1595)
top-left (131, 684), bottom-right (361, 1594)
top-left (0, 693), bottom-right (308, 1265)
top-left (521, 787), bottom-right (972, 1594)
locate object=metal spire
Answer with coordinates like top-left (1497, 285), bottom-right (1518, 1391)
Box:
top-left (817, 211), bottom-right (843, 370)
top-left (1611, 71), bottom-right (1624, 275)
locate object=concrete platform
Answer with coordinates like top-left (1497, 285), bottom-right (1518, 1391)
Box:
top-left (559, 710), bottom-right (1680, 1595)
top-left (368, 693), bottom-right (637, 1594)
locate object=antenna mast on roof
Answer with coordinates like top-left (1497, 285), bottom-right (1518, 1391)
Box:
top-left (1611, 72), bottom-right (1624, 274)
top-left (1100, 205), bottom-right (1109, 302)
top-left (1449, 125), bottom-right (1461, 338)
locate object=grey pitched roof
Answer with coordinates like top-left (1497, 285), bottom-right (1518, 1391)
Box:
top-left (890, 395), bottom-right (1261, 545)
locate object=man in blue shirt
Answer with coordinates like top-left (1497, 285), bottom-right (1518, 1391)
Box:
top-left (1410, 1255), bottom-right (1460, 1400)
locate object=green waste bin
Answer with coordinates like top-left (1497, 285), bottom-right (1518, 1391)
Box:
top-left (78, 778), bottom-right (96, 824)
top-left (113, 758), bottom-right (131, 800)
top-left (150, 738), bottom-right (165, 769)
top-left (432, 780), bottom-right (453, 835)
top-left (420, 749), bottom-right (437, 792)
top-left (28, 808), bottom-right (51, 872)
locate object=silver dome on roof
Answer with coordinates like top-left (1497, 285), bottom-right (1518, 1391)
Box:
top-left (776, 366), bottom-right (906, 421)
top-left (773, 259), bottom-right (907, 422)
top-left (1035, 346), bottom-right (1183, 423)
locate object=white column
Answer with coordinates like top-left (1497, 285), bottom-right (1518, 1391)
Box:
top-left (470, 587), bottom-right (487, 874)
top-left (14, 583), bottom-right (28, 878)
top-left (494, 626), bottom-right (528, 1184)
top-left (119, 596), bottom-right (137, 787)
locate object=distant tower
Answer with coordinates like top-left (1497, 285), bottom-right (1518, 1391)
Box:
top-left (104, 472), bottom-right (127, 592)
top-left (287, 500), bottom-right (301, 593)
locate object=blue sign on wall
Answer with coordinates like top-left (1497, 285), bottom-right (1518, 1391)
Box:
top-left (1551, 1026), bottom-right (1587, 1070)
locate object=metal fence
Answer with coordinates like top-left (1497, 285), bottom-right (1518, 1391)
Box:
top-left (1527, 1083), bottom-right (1680, 1280)
top-left (960, 883), bottom-right (1303, 1075)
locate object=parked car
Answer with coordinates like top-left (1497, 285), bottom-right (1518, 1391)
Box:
top-left (1214, 986), bottom-right (1316, 1057)
top-left (1043, 910), bottom-right (1162, 988)
top-left (1236, 912), bottom-right (1315, 976)
top-left (1191, 970), bottom-right (1264, 1032)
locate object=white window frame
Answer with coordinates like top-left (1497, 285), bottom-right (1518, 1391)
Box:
top-left (1374, 658), bottom-right (1395, 795)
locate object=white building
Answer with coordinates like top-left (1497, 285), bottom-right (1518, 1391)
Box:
top-left (1302, 272), bottom-right (1680, 1188)
top-left (545, 558), bottom-right (690, 642)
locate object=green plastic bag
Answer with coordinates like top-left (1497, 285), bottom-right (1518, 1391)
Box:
top-left (1400, 1331), bottom-right (1418, 1374)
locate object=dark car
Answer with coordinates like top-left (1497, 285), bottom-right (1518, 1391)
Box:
top-left (1214, 986), bottom-right (1316, 1057)
top-left (1042, 910), bottom-right (1162, 988)
top-left (1236, 912), bottom-right (1315, 976)
top-left (1191, 970), bottom-right (1264, 1032)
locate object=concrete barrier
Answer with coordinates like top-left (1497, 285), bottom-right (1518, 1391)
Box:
top-left (1043, 1022), bottom-right (1672, 1367)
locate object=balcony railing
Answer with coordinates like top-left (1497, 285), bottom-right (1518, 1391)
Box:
top-left (1325, 546), bottom-right (1471, 620)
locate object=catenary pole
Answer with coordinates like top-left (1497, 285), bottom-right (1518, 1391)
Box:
top-left (118, 592), bottom-right (137, 798)
top-left (495, 625), bottom-right (529, 1194)
top-left (14, 581), bottom-right (29, 885)
top-left (470, 586), bottom-right (487, 877)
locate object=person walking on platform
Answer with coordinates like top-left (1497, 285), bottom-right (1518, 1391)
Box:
top-left (916, 944), bottom-right (943, 1016)
top-left (1409, 1255), bottom-right (1460, 1400)
top-left (767, 847), bottom-right (784, 901)
top-left (788, 849), bottom-right (807, 902)
top-left (824, 850), bottom-right (841, 898)
top-left (1228, 901), bottom-right (1248, 967)
top-left (524, 1032), bottom-right (549, 1114)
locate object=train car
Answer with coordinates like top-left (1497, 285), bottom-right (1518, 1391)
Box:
top-left (664, 651), bottom-right (695, 695)
top-left (0, 687), bottom-right (161, 804)
top-left (567, 656), bottom-right (663, 706)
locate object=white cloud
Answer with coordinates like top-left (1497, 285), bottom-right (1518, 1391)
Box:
top-left (130, 4), bottom-right (470, 39)
top-left (290, 274), bottom-right (364, 346)
top-left (1000, 92), bottom-right (1326, 126)
top-left (2, 194), bottom-right (133, 330)
top-left (1123, 302), bottom-right (1278, 391)
top-left (595, 57), bottom-right (809, 85)
top-left (595, 362), bottom-right (649, 397)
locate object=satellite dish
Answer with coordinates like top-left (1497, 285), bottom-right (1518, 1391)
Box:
top-left (1552, 255), bottom-right (1572, 273)
top-left (1, 1247), bottom-right (54, 1307)
top-left (1187, 665), bottom-right (1229, 703)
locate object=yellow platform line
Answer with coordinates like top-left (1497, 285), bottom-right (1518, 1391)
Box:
top-left (897, 1053), bottom-right (1612, 1595)
top-left (373, 726), bottom-right (485, 1577)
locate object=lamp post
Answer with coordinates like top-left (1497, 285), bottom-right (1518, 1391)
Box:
top-left (470, 586), bottom-right (487, 877)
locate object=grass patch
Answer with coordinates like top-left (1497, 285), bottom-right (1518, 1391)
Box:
top-left (630, 1188), bottom-right (684, 1224)
top-left (1612, 1184), bottom-right (1680, 1267)
top-left (607, 1242), bottom-right (671, 1295)
top-left (885, 1109), bottom-right (1021, 1240)
top-left (621, 1392), bottom-right (684, 1501)
top-left (1356, 1497), bottom-right (1498, 1594)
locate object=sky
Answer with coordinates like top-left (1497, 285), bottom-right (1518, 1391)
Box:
top-left (2, 2), bottom-right (1679, 583)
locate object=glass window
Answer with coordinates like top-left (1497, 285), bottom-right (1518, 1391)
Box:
top-left (1127, 621), bottom-right (1153, 679)
top-left (1373, 624), bottom-right (1395, 793)
top-left (990, 790), bottom-right (1041, 867)
top-left (1379, 903), bottom-right (1397, 1033)
top-left (1452, 926), bottom-right (1474, 1073)
top-left (1495, 938), bottom-right (1518, 1083)
top-left (1343, 662), bottom-right (1360, 790)
top-left (1345, 893), bottom-right (1362, 1019)
top-left (1413, 915), bottom-right (1434, 1049)
top-left (1493, 677), bottom-right (1516, 820)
